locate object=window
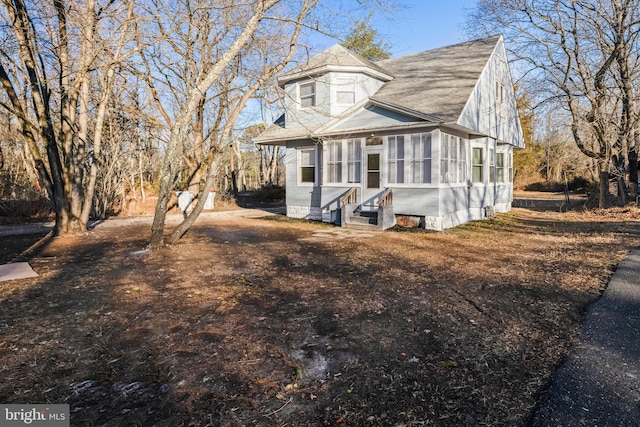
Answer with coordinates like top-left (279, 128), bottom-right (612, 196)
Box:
top-left (299, 148), bottom-right (316, 184)
top-left (365, 136), bottom-right (383, 145)
top-left (441, 133), bottom-right (466, 184)
top-left (441, 135), bottom-right (449, 183)
top-left (335, 77), bottom-right (356, 105)
top-left (410, 133), bottom-right (432, 184)
top-left (509, 152), bottom-right (513, 182)
top-left (366, 153), bottom-right (381, 189)
top-left (387, 136), bottom-right (405, 184)
top-left (496, 153), bottom-right (505, 183)
top-left (458, 140), bottom-right (467, 183)
top-left (326, 141), bottom-right (342, 184)
top-left (472, 147), bottom-right (483, 183)
top-left (347, 138), bottom-right (361, 183)
top-left (449, 135), bottom-right (458, 183)
top-left (299, 82), bottom-right (316, 108)
top-left (489, 149), bottom-right (495, 183)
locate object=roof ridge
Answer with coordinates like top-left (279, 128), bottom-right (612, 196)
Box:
top-left (277, 44), bottom-right (393, 84)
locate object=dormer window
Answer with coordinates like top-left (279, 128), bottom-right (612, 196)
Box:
top-left (299, 81), bottom-right (316, 108)
top-left (335, 77), bottom-right (356, 105)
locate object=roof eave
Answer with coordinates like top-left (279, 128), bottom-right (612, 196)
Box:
top-left (253, 135), bottom-right (311, 146)
top-left (369, 97), bottom-right (445, 123)
top-left (314, 122), bottom-right (440, 138)
top-left (278, 65), bottom-right (393, 87)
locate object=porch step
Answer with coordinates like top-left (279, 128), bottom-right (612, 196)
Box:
top-left (350, 211), bottom-right (377, 225)
top-left (345, 211), bottom-right (378, 230)
top-left (344, 222), bottom-right (380, 231)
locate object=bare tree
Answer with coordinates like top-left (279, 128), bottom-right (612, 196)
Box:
top-left (141, 0), bottom-right (321, 248)
top-left (468, 0), bottom-right (640, 207)
top-left (0, 0), bottom-right (138, 232)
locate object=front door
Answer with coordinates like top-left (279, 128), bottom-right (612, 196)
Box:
top-left (362, 147), bottom-right (383, 211)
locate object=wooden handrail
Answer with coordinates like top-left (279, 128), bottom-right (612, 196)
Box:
top-left (378, 188), bottom-right (392, 206)
top-left (340, 187), bottom-right (358, 205)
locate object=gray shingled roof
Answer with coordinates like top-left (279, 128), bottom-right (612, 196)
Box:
top-left (372, 35), bottom-right (501, 123)
top-left (277, 44), bottom-right (392, 85)
top-left (256, 36), bottom-right (501, 144)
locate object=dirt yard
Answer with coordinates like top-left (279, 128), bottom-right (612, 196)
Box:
top-left (1, 207), bottom-right (639, 426)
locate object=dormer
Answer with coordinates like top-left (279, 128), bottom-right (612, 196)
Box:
top-left (277, 45), bottom-right (393, 130)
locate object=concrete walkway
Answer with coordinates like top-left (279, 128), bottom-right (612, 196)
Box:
top-left (531, 249), bottom-right (640, 426)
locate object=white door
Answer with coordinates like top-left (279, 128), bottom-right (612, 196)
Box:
top-left (361, 147), bottom-right (383, 211)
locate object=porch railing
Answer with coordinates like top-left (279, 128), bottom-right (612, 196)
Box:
top-left (377, 188), bottom-right (393, 207)
top-left (340, 187), bottom-right (358, 205)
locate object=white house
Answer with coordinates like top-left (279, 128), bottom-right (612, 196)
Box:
top-left (254, 36), bottom-right (524, 230)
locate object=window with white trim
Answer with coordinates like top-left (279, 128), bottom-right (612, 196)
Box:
top-left (496, 152), bottom-right (505, 183)
top-left (299, 81), bottom-right (316, 108)
top-left (509, 152), bottom-right (513, 182)
top-left (335, 77), bottom-right (356, 105)
top-left (472, 147), bottom-right (483, 183)
top-left (441, 133), bottom-right (466, 184)
top-left (441, 135), bottom-right (449, 183)
top-left (326, 141), bottom-right (342, 184)
top-left (346, 138), bottom-right (361, 183)
top-left (387, 135), bottom-right (405, 184)
top-left (410, 133), bottom-right (432, 184)
top-left (489, 148), bottom-right (495, 183)
top-left (458, 139), bottom-right (467, 183)
top-left (299, 147), bottom-right (316, 184)
top-left (449, 135), bottom-right (458, 183)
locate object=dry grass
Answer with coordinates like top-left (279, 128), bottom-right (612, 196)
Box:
top-left (0, 207), bottom-right (639, 426)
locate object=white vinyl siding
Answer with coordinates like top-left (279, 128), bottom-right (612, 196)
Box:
top-left (496, 80), bottom-right (505, 118)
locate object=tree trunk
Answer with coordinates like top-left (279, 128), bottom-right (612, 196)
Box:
top-left (630, 145), bottom-right (638, 200)
top-left (598, 161), bottom-right (609, 208)
top-left (149, 126), bottom-right (184, 249)
top-left (165, 158), bottom-right (219, 245)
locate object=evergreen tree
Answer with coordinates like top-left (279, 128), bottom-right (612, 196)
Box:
top-left (341, 12), bottom-right (391, 61)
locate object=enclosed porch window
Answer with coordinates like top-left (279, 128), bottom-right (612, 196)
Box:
top-left (496, 153), bottom-right (505, 183)
top-left (472, 147), bottom-right (483, 183)
top-left (440, 133), bottom-right (466, 184)
top-left (346, 138), bottom-right (361, 183)
top-left (387, 136), bottom-right (405, 184)
top-left (410, 133), bottom-right (432, 183)
top-left (326, 141), bottom-right (342, 183)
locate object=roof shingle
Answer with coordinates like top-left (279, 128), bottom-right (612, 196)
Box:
top-left (372, 36), bottom-right (501, 122)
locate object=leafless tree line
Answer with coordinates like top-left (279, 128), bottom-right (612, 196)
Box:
top-left (468, 0), bottom-right (640, 207)
top-left (0, 0), bottom-right (377, 246)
